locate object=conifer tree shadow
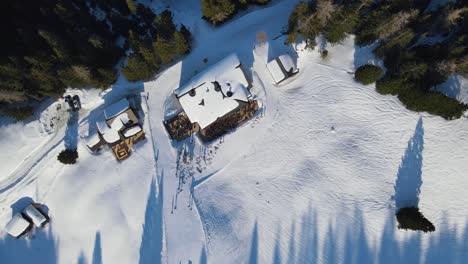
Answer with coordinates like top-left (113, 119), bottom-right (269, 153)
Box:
top-left (248, 221), bottom-right (259, 264)
top-left (64, 111), bottom-right (79, 150)
top-left (437, 74), bottom-right (462, 100)
top-left (10, 197), bottom-right (34, 215)
top-left (199, 244), bottom-right (208, 264)
top-left (76, 251), bottom-right (86, 264)
top-left (394, 117), bottom-right (424, 209)
top-left (92, 232), bottom-right (102, 264)
top-left (296, 205), bottom-right (318, 263)
top-left (0, 225), bottom-right (58, 263)
top-left (275, 205), bottom-right (465, 264)
top-left (139, 175), bottom-right (164, 264)
top-left (322, 221), bottom-right (337, 263)
top-left (272, 229), bottom-right (281, 264)
top-left (378, 210), bottom-right (403, 264)
top-left (342, 206), bottom-right (374, 264)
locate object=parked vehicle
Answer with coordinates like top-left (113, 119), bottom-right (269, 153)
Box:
top-left (64, 95), bottom-right (81, 112)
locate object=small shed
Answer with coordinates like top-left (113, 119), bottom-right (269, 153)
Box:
top-left (4, 213), bottom-right (32, 238)
top-left (23, 204), bottom-right (48, 228)
top-left (267, 53), bottom-right (299, 84)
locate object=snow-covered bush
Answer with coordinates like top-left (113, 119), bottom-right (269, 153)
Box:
top-left (396, 207), bottom-right (435, 233)
top-left (57, 149), bottom-right (78, 165)
top-left (355, 64), bottom-right (383, 85)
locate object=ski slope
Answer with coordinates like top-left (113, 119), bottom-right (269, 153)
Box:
top-left (1, 0), bottom-right (468, 263)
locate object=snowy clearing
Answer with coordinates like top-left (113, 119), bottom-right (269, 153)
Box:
top-left (1, 0), bottom-right (468, 264)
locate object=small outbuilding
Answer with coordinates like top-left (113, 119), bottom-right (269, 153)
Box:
top-left (4, 213), bottom-right (32, 238)
top-left (267, 53), bottom-right (299, 84)
top-left (23, 204), bottom-right (48, 228)
top-left (4, 203), bottom-right (49, 238)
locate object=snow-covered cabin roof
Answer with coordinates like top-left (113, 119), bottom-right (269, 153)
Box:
top-left (5, 213), bottom-right (30, 237)
top-left (123, 125), bottom-right (142, 138)
top-left (104, 98), bottom-right (130, 120)
top-left (96, 116), bottom-right (110, 135)
top-left (175, 54), bottom-right (252, 129)
top-left (278, 54), bottom-right (298, 74)
top-left (96, 115), bottom-right (121, 144)
top-left (267, 53), bottom-right (299, 84)
top-left (83, 131), bottom-right (102, 148)
top-left (175, 54), bottom-right (249, 97)
top-left (103, 129), bottom-right (120, 144)
top-left (23, 205), bottom-right (47, 227)
top-left (267, 59), bottom-right (286, 84)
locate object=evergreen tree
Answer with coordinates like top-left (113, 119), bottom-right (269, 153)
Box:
top-left (201, 0), bottom-right (236, 25)
top-left (354, 64), bottom-right (383, 85)
top-left (155, 10), bottom-right (176, 40)
top-left (323, 4), bottom-right (361, 44)
top-left (396, 207), bottom-right (435, 232)
top-left (121, 54), bottom-right (160, 82)
top-left (38, 30), bottom-right (71, 60)
top-left (126, 0), bottom-right (137, 13)
top-left (174, 31), bottom-right (191, 55)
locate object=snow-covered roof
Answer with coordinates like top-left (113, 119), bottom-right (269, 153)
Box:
top-left (175, 54), bottom-right (252, 129)
top-left (278, 54), bottom-right (298, 74)
top-left (83, 131), bottom-right (102, 148)
top-left (267, 59), bottom-right (286, 84)
top-left (104, 98), bottom-right (130, 120)
top-left (96, 115), bottom-right (121, 144)
top-left (119, 112), bottom-right (131, 125)
top-left (267, 53), bottom-right (299, 84)
top-left (4, 213), bottom-right (30, 237)
top-left (96, 116), bottom-right (110, 135)
top-left (123, 125), bottom-right (142, 138)
top-left (103, 129), bottom-right (120, 144)
top-left (23, 205), bottom-right (47, 227)
top-left (110, 118), bottom-right (125, 131)
top-left (175, 54), bottom-right (249, 97)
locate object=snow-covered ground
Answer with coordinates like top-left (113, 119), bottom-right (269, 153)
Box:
top-left (1, 0), bottom-right (468, 263)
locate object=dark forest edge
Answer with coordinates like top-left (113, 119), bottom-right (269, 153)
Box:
top-left (0, 0), bottom-right (191, 106)
top-left (201, 0), bottom-right (271, 25)
top-left (286, 0), bottom-right (468, 120)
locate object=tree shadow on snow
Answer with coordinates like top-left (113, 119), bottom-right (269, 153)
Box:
top-left (0, 225), bottom-right (58, 264)
top-left (92, 231), bottom-right (102, 264)
top-left (248, 221), bottom-right (259, 264)
top-left (199, 244), bottom-right (208, 264)
top-left (76, 251), bottom-right (86, 264)
top-left (353, 42), bottom-right (384, 70)
top-left (393, 117), bottom-right (424, 209)
top-left (64, 111), bottom-right (79, 150)
top-left (10, 197), bottom-right (35, 215)
top-left (265, 37), bottom-right (298, 67)
top-left (216, 202), bottom-right (468, 263)
top-left (138, 174), bottom-right (164, 264)
top-left (435, 74), bottom-right (462, 101)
